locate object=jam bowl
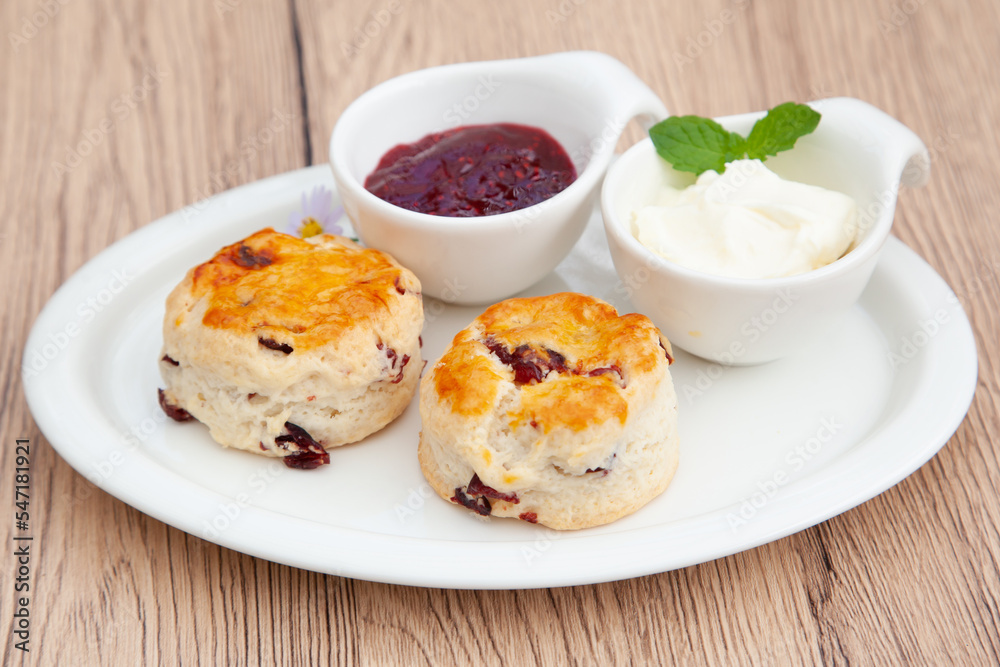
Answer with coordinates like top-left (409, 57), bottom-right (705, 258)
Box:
top-left (330, 51), bottom-right (667, 305)
top-left (601, 97), bottom-right (931, 365)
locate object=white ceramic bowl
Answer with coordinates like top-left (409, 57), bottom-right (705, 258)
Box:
top-left (602, 97), bottom-right (930, 365)
top-left (330, 51), bottom-right (667, 305)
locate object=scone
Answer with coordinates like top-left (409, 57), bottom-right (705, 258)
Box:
top-left (418, 292), bottom-right (678, 529)
top-left (158, 228), bottom-right (422, 469)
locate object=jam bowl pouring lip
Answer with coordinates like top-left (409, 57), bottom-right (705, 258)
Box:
top-left (329, 51), bottom-right (667, 305)
top-left (601, 96), bottom-right (931, 365)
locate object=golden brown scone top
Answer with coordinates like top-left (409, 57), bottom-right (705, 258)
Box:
top-left (176, 228), bottom-right (419, 350)
top-left (432, 292), bottom-right (672, 430)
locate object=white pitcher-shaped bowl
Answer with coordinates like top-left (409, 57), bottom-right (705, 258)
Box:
top-left (330, 51), bottom-right (667, 305)
top-left (602, 97), bottom-right (931, 364)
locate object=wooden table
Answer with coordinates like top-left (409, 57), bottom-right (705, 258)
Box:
top-left (4, 0), bottom-right (998, 663)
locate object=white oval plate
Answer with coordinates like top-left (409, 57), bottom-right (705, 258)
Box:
top-left (23, 166), bottom-right (977, 589)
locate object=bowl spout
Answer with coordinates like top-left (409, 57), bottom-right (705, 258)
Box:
top-left (520, 51), bottom-right (669, 133)
top-left (813, 97), bottom-right (931, 188)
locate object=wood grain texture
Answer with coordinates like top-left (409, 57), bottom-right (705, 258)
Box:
top-left (3, 0), bottom-right (999, 664)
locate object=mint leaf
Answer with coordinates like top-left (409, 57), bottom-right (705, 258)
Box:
top-left (648, 103), bottom-right (822, 176)
top-left (649, 116), bottom-right (747, 175)
top-left (745, 102), bottom-right (820, 160)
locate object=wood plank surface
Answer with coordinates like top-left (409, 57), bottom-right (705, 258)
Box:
top-left (3, 0), bottom-right (999, 664)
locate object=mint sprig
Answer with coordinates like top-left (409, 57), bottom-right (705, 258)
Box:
top-left (649, 102), bottom-right (820, 176)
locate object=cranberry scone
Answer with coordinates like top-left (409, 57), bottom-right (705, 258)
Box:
top-left (157, 228), bottom-right (422, 469)
top-left (418, 292), bottom-right (678, 529)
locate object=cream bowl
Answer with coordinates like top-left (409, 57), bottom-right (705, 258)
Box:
top-left (330, 51), bottom-right (667, 305)
top-left (602, 97), bottom-right (930, 364)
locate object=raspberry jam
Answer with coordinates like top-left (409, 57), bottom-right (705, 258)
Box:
top-left (364, 123), bottom-right (577, 217)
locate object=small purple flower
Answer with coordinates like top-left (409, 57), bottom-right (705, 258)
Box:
top-left (287, 186), bottom-right (344, 238)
